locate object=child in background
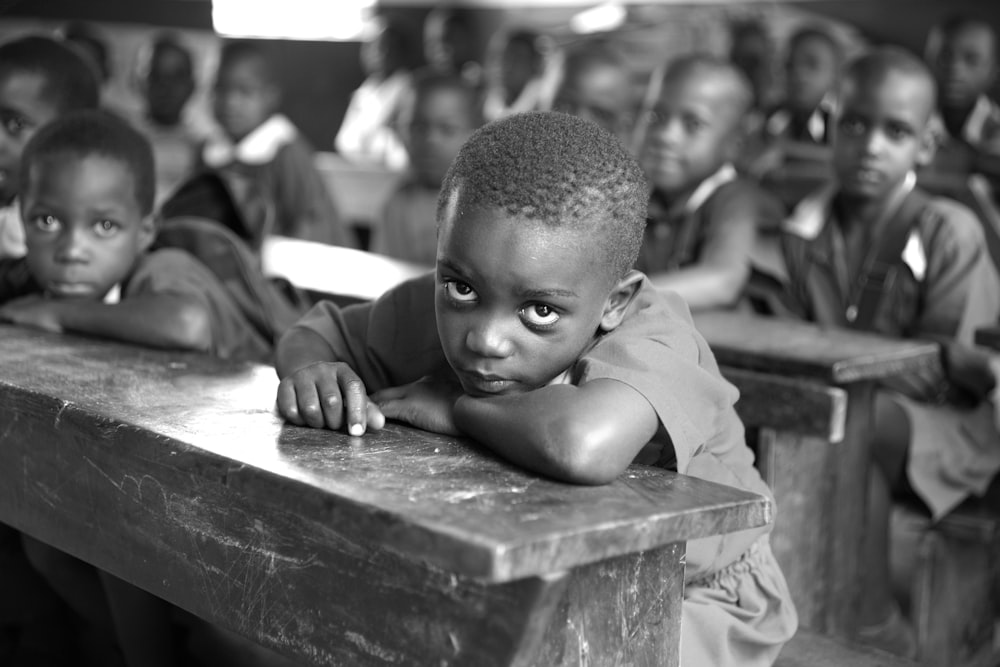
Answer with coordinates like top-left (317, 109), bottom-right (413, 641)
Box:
top-left (422, 7), bottom-right (484, 88)
top-left (551, 40), bottom-right (635, 146)
top-left (637, 55), bottom-right (782, 311)
top-left (202, 40), bottom-right (354, 249)
top-left (781, 47), bottom-right (1000, 657)
top-left (764, 26), bottom-right (842, 145)
top-left (482, 29), bottom-right (555, 121)
top-left (274, 111), bottom-right (797, 666)
top-left (370, 72), bottom-right (482, 266)
top-left (0, 35), bottom-right (100, 260)
top-left (929, 15), bottom-right (1000, 155)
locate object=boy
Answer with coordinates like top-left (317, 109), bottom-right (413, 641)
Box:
top-left (929, 15), bottom-right (1000, 154)
top-left (764, 26), bottom-right (842, 145)
top-left (370, 72), bottom-right (482, 265)
top-left (637, 55), bottom-right (782, 311)
top-left (201, 40), bottom-right (354, 249)
top-left (275, 112), bottom-right (797, 666)
top-left (0, 35), bottom-right (100, 260)
top-left (0, 110), bottom-right (273, 360)
top-left (551, 40), bottom-right (634, 145)
top-left (782, 47), bottom-right (1000, 657)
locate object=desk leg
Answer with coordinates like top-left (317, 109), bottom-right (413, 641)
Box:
top-left (758, 383), bottom-right (874, 638)
top-left (533, 543), bottom-right (684, 667)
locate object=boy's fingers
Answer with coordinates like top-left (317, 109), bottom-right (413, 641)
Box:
top-left (337, 367), bottom-right (369, 436)
top-left (369, 385), bottom-right (406, 402)
top-left (275, 379), bottom-right (305, 425)
top-left (366, 401), bottom-right (386, 431)
top-left (294, 382), bottom-right (328, 430)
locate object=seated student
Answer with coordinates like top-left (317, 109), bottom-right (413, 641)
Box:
top-left (422, 7), bottom-right (484, 89)
top-left (551, 40), bottom-right (635, 146)
top-left (335, 16), bottom-right (413, 171)
top-left (369, 72), bottom-right (482, 266)
top-left (636, 55), bottom-right (782, 311)
top-left (0, 35), bottom-right (100, 260)
top-left (274, 111), bottom-right (797, 667)
top-left (199, 40), bottom-right (354, 249)
top-left (928, 15), bottom-right (1000, 156)
top-left (781, 47), bottom-right (1000, 657)
top-left (482, 29), bottom-right (556, 121)
top-left (2, 109), bottom-right (296, 667)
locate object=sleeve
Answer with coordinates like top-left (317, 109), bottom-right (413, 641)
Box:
top-left (697, 180), bottom-right (765, 271)
top-left (291, 272), bottom-right (446, 391)
top-left (125, 249), bottom-right (216, 311)
top-left (270, 139), bottom-right (356, 248)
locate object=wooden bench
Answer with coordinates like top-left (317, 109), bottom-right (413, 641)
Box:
top-left (0, 324), bottom-right (770, 666)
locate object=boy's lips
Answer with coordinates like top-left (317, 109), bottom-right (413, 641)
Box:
top-left (46, 281), bottom-right (100, 298)
top-left (458, 370), bottom-right (519, 397)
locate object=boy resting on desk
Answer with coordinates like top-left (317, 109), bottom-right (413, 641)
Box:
top-left (636, 55), bottom-right (783, 311)
top-left (0, 35), bottom-right (100, 260)
top-left (276, 111), bottom-right (798, 667)
top-left (781, 46), bottom-right (1000, 657)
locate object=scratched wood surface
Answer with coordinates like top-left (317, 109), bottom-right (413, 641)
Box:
top-left (695, 312), bottom-right (940, 385)
top-left (0, 324), bottom-right (768, 665)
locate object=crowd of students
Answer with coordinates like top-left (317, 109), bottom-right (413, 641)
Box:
top-left (0, 8), bottom-right (999, 667)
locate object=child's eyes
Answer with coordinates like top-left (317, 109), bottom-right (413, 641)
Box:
top-left (31, 215), bottom-right (61, 232)
top-left (838, 117), bottom-right (867, 136)
top-left (0, 113), bottom-right (29, 139)
top-left (518, 303), bottom-right (560, 329)
top-left (444, 279), bottom-right (477, 303)
top-left (884, 124), bottom-right (913, 142)
top-left (682, 114), bottom-right (706, 133)
top-left (92, 220), bottom-right (120, 237)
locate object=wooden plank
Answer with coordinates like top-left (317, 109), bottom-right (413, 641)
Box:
top-left (723, 367), bottom-right (847, 442)
top-left (695, 312), bottom-right (940, 385)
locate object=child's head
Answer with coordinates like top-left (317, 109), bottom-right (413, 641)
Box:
top-left (19, 110), bottom-right (156, 300)
top-left (640, 55), bottom-right (752, 199)
top-left (833, 47), bottom-right (937, 203)
top-left (0, 35), bottom-right (100, 205)
top-left (403, 72), bottom-right (482, 189)
top-left (497, 30), bottom-right (546, 103)
top-left (434, 111), bottom-right (648, 396)
top-left (361, 17), bottom-right (410, 79)
top-left (423, 8), bottom-right (478, 76)
top-left (552, 41), bottom-right (633, 140)
top-left (930, 16), bottom-right (997, 112)
top-left (213, 41), bottom-right (280, 142)
top-left (142, 32), bottom-right (196, 128)
top-left (785, 26), bottom-right (842, 114)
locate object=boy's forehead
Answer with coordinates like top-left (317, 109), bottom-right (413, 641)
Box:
top-left (949, 22), bottom-right (996, 52)
top-left (660, 68), bottom-right (747, 120)
top-left (0, 69), bottom-right (57, 116)
top-left (842, 68), bottom-right (935, 119)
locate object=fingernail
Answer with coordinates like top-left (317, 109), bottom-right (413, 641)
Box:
top-left (349, 424), bottom-right (364, 436)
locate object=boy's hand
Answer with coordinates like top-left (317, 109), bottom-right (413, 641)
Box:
top-left (276, 361), bottom-right (384, 435)
top-left (372, 376), bottom-right (464, 436)
top-left (0, 296), bottom-right (63, 333)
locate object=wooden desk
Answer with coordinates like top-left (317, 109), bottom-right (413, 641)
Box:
top-left (695, 312), bottom-right (940, 639)
top-left (0, 325), bottom-right (769, 667)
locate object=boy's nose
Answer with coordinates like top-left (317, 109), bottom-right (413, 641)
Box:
top-left (55, 229), bottom-right (90, 263)
top-left (465, 319), bottom-right (514, 359)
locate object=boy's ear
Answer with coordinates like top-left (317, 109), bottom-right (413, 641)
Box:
top-left (599, 270), bottom-right (644, 332)
top-left (137, 214), bottom-right (156, 252)
top-left (915, 121), bottom-right (938, 167)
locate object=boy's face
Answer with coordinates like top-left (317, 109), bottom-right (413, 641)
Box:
top-left (435, 201), bottom-right (619, 398)
top-left (934, 24), bottom-right (997, 110)
top-left (145, 47), bottom-right (195, 127)
top-left (0, 71), bottom-right (61, 205)
top-left (213, 57), bottom-right (278, 142)
top-left (833, 70), bottom-right (935, 201)
top-left (21, 155), bottom-right (154, 300)
top-left (640, 71), bottom-right (742, 197)
top-left (553, 63), bottom-right (633, 138)
top-left (405, 88), bottom-right (477, 188)
top-left (786, 36), bottom-right (838, 113)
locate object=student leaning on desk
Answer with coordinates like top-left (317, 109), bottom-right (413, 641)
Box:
top-left (275, 111), bottom-right (798, 667)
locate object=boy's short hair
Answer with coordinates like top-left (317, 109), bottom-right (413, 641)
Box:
top-left (663, 54), bottom-right (754, 121)
top-left (411, 70), bottom-right (483, 126)
top-left (842, 46), bottom-right (937, 119)
top-left (21, 110), bottom-right (156, 216)
top-left (0, 35), bottom-right (100, 113)
top-left (217, 40), bottom-right (276, 87)
top-left (788, 25), bottom-right (842, 63)
top-left (439, 111), bottom-right (649, 280)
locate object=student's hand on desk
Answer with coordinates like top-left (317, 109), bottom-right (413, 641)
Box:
top-left (276, 361), bottom-right (385, 435)
top-left (372, 376), bottom-right (464, 436)
top-left (0, 295), bottom-right (63, 333)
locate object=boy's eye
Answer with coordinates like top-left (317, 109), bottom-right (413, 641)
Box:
top-left (682, 114), bottom-right (706, 134)
top-left (32, 215), bottom-right (61, 232)
top-left (884, 123), bottom-right (913, 142)
top-left (838, 116), bottom-right (866, 137)
top-left (0, 113), bottom-right (29, 139)
top-left (444, 279), bottom-right (477, 303)
top-left (93, 220), bottom-right (120, 237)
top-left (519, 303), bottom-right (560, 328)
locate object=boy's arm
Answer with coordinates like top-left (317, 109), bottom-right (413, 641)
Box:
top-left (454, 379), bottom-right (660, 485)
top-left (0, 294), bottom-right (211, 351)
top-left (272, 142), bottom-right (357, 249)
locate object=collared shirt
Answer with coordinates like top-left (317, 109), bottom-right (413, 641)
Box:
top-left (202, 113), bottom-right (298, 168)
top-left (0, 201), bottom-right (25, 260)
top-left (765, 95), bottom-right (837, 144)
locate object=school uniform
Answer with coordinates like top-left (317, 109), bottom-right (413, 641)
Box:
top-left (201, 114), bottom-right (353, 249)
top-left (335, 70), bottom-right (412, 171)
top-left (369, 180), bottom-right (439, 266)
top-left (0, 201), bottom-right (24, 260)
top-left (940, 94), bottom-right (1000, 154)
top-left (764, 95), bottom-right (837, 145)
top-left (782, 173), bottom-right (1000, 519)
top-left (291, 272), bottom-right (798, 667)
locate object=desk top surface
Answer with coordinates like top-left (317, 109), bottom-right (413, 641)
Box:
top-left (695, 312), bottom-right (940, 384)
top-left (0, 325), bottom-right (769, 583)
